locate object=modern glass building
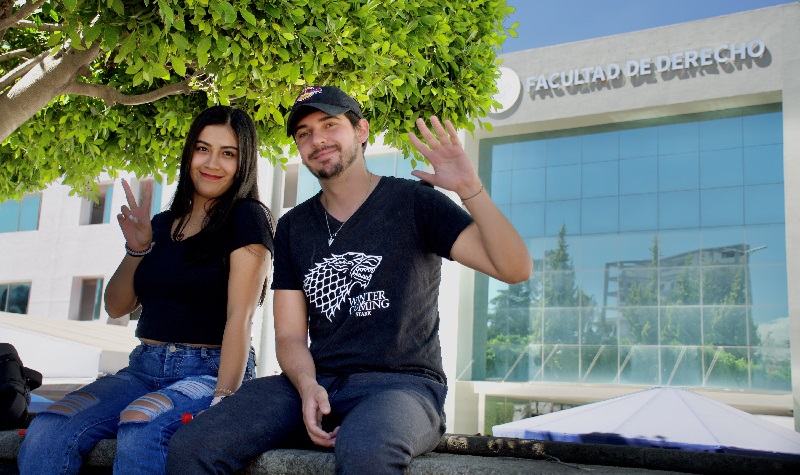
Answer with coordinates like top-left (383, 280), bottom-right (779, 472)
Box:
top-left (448, 3), bottom-right (800, 434)
top-left (475, 105), bottom-right (787, 388)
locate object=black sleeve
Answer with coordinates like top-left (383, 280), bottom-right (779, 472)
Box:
top-left (413, 182), bottom-right (474, 260)
top-left (270, 212), bottom-right (301, 290)
top-left (226, 200), bottom-right (275, 255)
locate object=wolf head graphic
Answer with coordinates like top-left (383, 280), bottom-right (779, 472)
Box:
top-left (303, 252), bottom-right (382, 321)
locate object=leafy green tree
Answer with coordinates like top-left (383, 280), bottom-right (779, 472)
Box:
top-left (0, 0), bottom-right (516, 199)
top-left (484, 279), bottom-right (537, 379)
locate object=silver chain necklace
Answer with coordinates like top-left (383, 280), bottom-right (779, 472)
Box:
top-left (323, 173), bottom-right (373, 246)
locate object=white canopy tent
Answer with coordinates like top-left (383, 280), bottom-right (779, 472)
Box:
top-left (493, 386), bottom-right (800, 460)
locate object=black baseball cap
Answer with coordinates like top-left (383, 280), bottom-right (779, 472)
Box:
top-left (286, 86), bottom-right (364, 137)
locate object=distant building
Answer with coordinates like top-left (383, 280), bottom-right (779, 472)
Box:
top-left (1, 3), bottom-right (798, 435)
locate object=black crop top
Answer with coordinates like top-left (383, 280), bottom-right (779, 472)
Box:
top-left (132, 200), bottom-right (274, 345)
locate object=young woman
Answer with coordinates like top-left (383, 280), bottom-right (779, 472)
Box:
top-left (18, 106), bottom-right (274, 475)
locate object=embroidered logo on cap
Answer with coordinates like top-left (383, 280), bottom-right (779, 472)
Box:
top-left (295, 86), bottom-right (323, 104)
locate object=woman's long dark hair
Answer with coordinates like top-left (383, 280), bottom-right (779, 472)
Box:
top-left (169, 105), bottom-right (274, 304)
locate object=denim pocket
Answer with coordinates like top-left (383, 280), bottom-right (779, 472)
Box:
top-left (200, 354), bottom-right (221, 375)
top-left (128, 344), bottom-right (144, 361)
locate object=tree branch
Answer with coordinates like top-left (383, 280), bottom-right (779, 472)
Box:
top-left (0, 48), bottom-right (33, 63)
top-left (0, 0), bottom-right (47, 31)
top-left (61, 76), bottom-right (198, 106)
top-left (0, 49), bottom-right (48, 93)
top-left (11, 19), bottom-right (61, 32)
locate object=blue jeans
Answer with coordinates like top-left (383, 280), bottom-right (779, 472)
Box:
top-left (18, 342), bottom-right (255, 475)
top-left (166, 372), bottom-right (447, 475)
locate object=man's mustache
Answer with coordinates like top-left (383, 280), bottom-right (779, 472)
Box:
top-left (310, 144), bottom-right (340, 161)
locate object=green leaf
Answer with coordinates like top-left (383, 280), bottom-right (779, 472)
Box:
top-left (110, 0), bottom-right (124, 16)
top-left (305, 26), bottom-right (323, 37)
top-left (171, 32), bottom-right (190, 52)
top-left (116, 34), bottom-right (138, 62)
top-left (84, 24), bottom-right (103, 44)
top-left (217, 0), bottom-right (238, 24)
top-left (151, 63), bottom-right (171, 79)
top-left (197, 36), bottom-right (212, 67)
top-left (240, 9), bottom-right (257, 26)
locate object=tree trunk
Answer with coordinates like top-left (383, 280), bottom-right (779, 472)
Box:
top-left (0, 43), bottom-right (100, 142)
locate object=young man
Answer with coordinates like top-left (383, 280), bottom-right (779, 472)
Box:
top-left (167, 86), bottom-right (532, 474)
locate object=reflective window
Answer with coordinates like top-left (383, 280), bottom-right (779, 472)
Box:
top-left (582, 132), bottom-right (618, 163)
top-left (744, 224), bottom-right (786, 265)
top-left (661, 346), bottom-right (703, 386)
top-left (749, 265), bottom-right (788, 306)
top-left (368, 154), bottom-right (395, 177)
top-left (703, 306), bottom-right (748, 346)
top-left (619, 308), bottom-right (658, 344)
top-left (743, 144), bottom-right (782, 185)
top-left (660, 307), bottom-right (701, 346)
top-left (491, 170), bottom-right (512, 205)
top-left (545, 200), bottom-right (580, 236)
top-left (296, 165), bottom-right (322, 204)
top-left (743, 111), bottom-right (782, 146)
top-left (582, 161), bottom-right (618, 198)
top-left (511, 202), bottom-right (544, 238)
top-left (658, 153), bottom-right (698, 192)
top-left (547, 136), bottom-right (581, 166)
top-left (513, 140), bottom-right (546, 169)
top-left (659, 266), bottom-right (701, 305)
top-left (80, 184), bottom-right (113, 225)
top-left (76, 278), bottom-right (104, 321)
top-left (745, 184), bottom-right (784, 225)
top-left (512, 168), bottom-right (545, 203)
top-left (700, 148), bottom-right (743, 189)
top-left (546, 165), bottom-right (580, 201)
top-left (0, 200), bottom-right (20, 233)
top-left (619, 127), bottom-right (657, 159)
top-left (0, 282), bottom-right (31, 314)
top-left (543, 308), bottom-right (580, 343)
top-left (542, 345), bottom-right (580, 382)
top-left (474, 104), bottom-right (787, 391)
top-left (579, 233), bottom-right (618, 270)
top-left (580, 270), bottom-right (606, 306)
top-left (493, 144), bottom-right (513, 171)
top-left (619, 193), bottom-right (657, 232)
top-left (138, 178), bottom-right (163, 217)
top-left (580, 344), bottom-right (618, 383)
top-left (581, 197), bottom-right (617, 234)
top-left (658, 122), bottom-right (698, 155)
top-left (618, 346), bottom-right (659, 385)
top-left (0, 194), bottom-right (41, 233)
top-left (700, 187), bottom-right (743, 227)
top-left (699, 116), bottom-right (742, 151)
top-left (618, 232), bottom-right (659, 264)
top-left (620, 157), bottom-right (657, 195)
top-left (659, 190), bottom-right (699, 229)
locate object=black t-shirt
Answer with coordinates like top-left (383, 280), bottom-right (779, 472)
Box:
top-left (134, 199), bottom-right (274, 345)
top-left (271, 177), bottom-right (473, 383)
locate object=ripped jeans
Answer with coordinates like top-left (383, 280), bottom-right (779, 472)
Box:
top-left (18, 342), bottom-right (255, 475)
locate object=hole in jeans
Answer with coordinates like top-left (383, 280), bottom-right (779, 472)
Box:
top-left (43, 392), bottom-right (98, 416)
top-left (120, 394), bottom-right (173, 422)
top-left (170, 377), bottom-right (216, 399)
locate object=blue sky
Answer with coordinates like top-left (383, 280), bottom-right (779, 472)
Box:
top-left (502, 0), bottom-right (791, 53)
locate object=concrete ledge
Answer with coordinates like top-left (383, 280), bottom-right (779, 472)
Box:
top-left (3, 430), bottom-right (799, 474)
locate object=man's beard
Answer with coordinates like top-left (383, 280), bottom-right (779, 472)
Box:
top-left (308, 133), bottom-right (359, 180)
